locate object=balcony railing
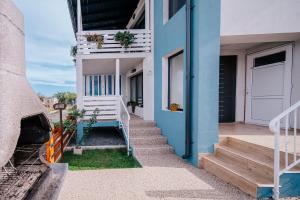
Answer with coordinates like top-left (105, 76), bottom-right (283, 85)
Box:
top-left (76, 29), bottom-right (151, 55)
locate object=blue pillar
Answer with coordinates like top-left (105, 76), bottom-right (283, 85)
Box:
top-left (76, 122), bottom-right (84, 144)
top-left (189, 0), bottom-right (221, 165)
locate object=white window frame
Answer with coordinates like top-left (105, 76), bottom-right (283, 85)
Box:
top-left (163, 0), bottom-right (169, 25)
top-left (162, 48), bottom-right (184, 112)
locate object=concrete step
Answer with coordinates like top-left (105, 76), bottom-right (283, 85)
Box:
top-left (201, 155), bottom-right (273, 198)
top-left (202, 137), bottom-right (300, 198)
top-left (223, 137), bottom-right (300, 171)
top-left (215, 145), bottom-right (274, 179)
top-left (130, 135), bottom-right (167, 145)
top-left (133, 144), bottom-right (174, 156)
top-left (130, 127), bottom-right (162, 137)
top-left (130, 120), bottom-right (156, 128)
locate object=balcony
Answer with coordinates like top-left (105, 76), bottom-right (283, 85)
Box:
top-left (76, 29), bottom-right (151, 56)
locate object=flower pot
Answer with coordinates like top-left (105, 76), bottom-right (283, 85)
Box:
top-left (170, 104), bottom-right (180, 112)
top-left (73, 146), bottom-right (83, 155)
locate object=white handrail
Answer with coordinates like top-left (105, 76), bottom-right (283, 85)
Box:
top-left (269, 100), bottom-right (300, 200)
top-left (119, 96), bottom-right (131, 155)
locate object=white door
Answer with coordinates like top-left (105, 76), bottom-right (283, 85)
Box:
top-left (245, 45), bottom-right (292, 126)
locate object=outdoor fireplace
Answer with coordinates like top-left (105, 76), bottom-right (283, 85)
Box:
top-left (0, 114), bottom-right (51, 199)
top-left (19, 114), bottom-right (50, 145)
top-left (0, 1), bottom-right (67, 199)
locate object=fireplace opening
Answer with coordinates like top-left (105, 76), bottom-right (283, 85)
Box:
top-left (0, 113), bottom-right (51, 199)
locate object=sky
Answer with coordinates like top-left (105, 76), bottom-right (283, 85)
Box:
top-left (13, 0), bottom-right (76, 96)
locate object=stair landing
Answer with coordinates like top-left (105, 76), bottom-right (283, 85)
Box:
top-left (201, 135), bottom-right (300, 199)
top-left (220, 123), bottom-right (300, 154)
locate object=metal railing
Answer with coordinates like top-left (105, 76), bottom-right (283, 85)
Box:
top-left (119, 96), bottom-right (131, 155)
top-left (269, 100), bottom-right (300, 200)
top-left (77, 29), bottom-right (151, 55)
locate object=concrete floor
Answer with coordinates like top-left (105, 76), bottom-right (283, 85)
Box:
top-left (220, 123), bottom-right (300, 154)
top-left (58, 154), bottom-right (254, 200)
top-left (57, 123), bottom-right (300, 200)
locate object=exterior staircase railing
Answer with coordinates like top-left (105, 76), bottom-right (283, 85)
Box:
top-left (269, 100), bottom-right (300, 200)
top-left (119, 96), bottom-right (131, 155)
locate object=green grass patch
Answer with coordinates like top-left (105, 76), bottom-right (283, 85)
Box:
top-left (60, 149), bottom-right (141, 170)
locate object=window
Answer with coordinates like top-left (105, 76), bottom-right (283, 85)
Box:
top-left (84, 75), bottom-right (121, 96)
top-left (89, 76), bottom-right (92, 96)
top-left (169, 0), bottom-right (186, 19)
top-left (168, 51), bottom-right (183, 110)
top-left (94, 76), bottom-right (99, 96)
top-left (130, 73), bottom-right (143, 107)
top-left (108, 75), bottom-right (112, 95)
top-left (254, 51), bottom-right (286, 68)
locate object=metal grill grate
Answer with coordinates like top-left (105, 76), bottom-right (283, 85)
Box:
top-left (0, 145), bottom-right (48, 200)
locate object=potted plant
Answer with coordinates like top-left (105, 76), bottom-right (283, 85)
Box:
top-left (73, 145), bottom-right (83, 155)
top-left (169, 103), bottom-right (180, 112)
top-left (85, 34), bottom-right (104, 49)
top-left (70, 45), bottom-right (77, 57)
top-left (114, 31), bottom-right (135, 49)
top-left (127, 101), bottom-right (138, 113)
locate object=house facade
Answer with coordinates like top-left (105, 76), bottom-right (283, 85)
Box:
top-left (68, 0), bottom-right (300, 198)
top-left (69, 0), bottom-right (220, 165)
top-left (220, 0), bottom-right (300, 127)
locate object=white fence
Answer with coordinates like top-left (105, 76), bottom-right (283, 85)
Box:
top-left (82, 96), bottom-right (119, 121)
top-left (269, 100), bottom-right (300, 200)
top-left (77, 29), bottom-right (151, 55)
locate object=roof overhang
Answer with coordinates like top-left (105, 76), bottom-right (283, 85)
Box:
top-left (67, 0), bottom-right (139, 33)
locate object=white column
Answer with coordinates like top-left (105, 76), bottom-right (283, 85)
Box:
top-left (115, 59), bottom-right (120, 96)
top-left (77, 0), bottom-right (82, 33)
top-left (145, 0), bottom-right (150, 30)
top-left (76, 57), bottom-right (83, 109)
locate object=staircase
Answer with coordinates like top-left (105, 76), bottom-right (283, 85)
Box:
top-left (201, 137), bottom-right (300, 199)
top-left (129, 117), bottom-right (174, 157)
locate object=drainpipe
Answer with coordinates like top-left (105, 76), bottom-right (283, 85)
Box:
top-left (182, 0), bottom-right (192, 159)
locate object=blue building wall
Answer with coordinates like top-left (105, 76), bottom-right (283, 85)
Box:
top-left (154, 1), bottom-right (187, 157)
top-left (190, 0), bottom-right (221, 165)
top-left (154, 0), bottom-right (220, 165)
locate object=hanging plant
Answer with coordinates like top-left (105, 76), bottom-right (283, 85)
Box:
top-left (70, 45), bottom-right (77, 57)
top-left (114, 31), bottom-right (135, 49)
top-left (85, 34), bottom-right (104, 49)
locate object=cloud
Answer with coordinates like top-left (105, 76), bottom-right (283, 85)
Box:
top-left (26, 63), bottom-right (75, 88)
top-left (30, 80), bottom-right (75, 87)
top-left (13, 0), bottom-right (76, 96)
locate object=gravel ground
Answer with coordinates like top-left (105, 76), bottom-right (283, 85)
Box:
top-left (58, 153), bottom-right (257, 200)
